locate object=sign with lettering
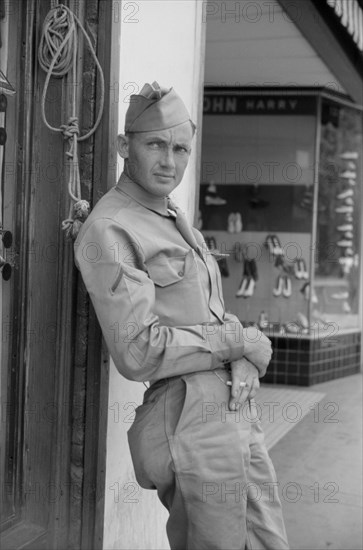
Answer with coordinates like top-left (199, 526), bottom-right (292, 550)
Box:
top-left (327, 0), bottom-right (363, 51)
top-left (203, 94), bottom-right (317, 115)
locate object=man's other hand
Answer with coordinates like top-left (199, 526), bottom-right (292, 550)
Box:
top-left (228, 358), bottom-right (260, 411)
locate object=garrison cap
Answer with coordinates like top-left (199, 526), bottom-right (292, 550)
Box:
top-left (124, 81), bottom-right (195, 133)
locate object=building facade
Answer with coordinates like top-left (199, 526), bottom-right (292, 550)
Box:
top-left (0, 0), bottom-right (362, 549)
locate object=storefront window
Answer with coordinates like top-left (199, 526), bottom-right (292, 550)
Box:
top-left (200, 89), bottom-right (362, 337)
top-left (312, 99), bottom-right (362, 330)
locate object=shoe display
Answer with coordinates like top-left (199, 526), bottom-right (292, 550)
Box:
top-left (335, 205), bottom-right (353, 213)
top-left (234, 212), bottom-right (243, 233)
top-left (205, 183), bottom-right (227, 206)
top-left (336, 189), bottom-right (354, 200)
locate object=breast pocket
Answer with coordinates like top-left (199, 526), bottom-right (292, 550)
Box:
top-left (146, 250), bottom-right (206, 326)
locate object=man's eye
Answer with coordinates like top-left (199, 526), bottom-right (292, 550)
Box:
top-left (175, 146), bottom-right (189, 154)
top-left (148, 142), bottom-right (161, 149)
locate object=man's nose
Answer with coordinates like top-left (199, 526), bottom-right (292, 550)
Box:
top-left (160, 146), bottom-right (175, 168)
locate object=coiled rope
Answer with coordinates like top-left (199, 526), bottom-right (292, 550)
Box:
top-left (38, 3), bottom-right (105, 239)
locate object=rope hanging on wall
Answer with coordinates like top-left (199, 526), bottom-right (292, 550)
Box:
top-left (38, 3), bottom-right (105, 239)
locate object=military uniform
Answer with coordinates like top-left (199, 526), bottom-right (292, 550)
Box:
top-left (74, 82), bottom-right (289, 549)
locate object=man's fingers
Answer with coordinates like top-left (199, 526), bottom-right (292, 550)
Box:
top-left (238, 375), bottom-right (253, 405)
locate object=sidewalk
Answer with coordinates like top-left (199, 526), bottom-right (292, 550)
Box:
top-left (268, 373), bottom-right (362, 550)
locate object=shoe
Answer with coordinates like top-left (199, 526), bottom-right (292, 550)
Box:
top-left (340, 151), bottom-right (359, 160)
top-left (272, 235), bottom-right (284, 256)
top-left (234, 242), bottom-right (244, 263)
top-left (344, 231), bottom-right (353, 239)
top-left (346, 161), bottom-right (357, 170)
top-left (337, 240), bottom-right (353, 247)
top-left (258, 310), bottom-right (268, 329)
top-left (243, 277), bottom-right (255, 298)
top-left (205, 183), bottom-right (227, 206)
top-left (344, 248), bottom-right (354, 256)
top-left (236, 277), bottom-right (249, 297)
top-left (300, 282), bottom-right (310, 300)
top-left (340, 170), bottom-right (357, 179)
top-left (311, 288), bottom-right (318, 304)
top-left (331, 291), bottom-right (349, 300)
top-left (218, 257), bottom-right (229, 277)
top-left (345, 214), bottom-right (354, 222)
top-left (337, 189), bottom-right (354, 200)
top-left (234, 212), bottom-right (243, 233)
top-left (337, 224), bottom-right (353, 231)
top-left (273, 275), bottom-right (284, 297)
top-left (205, 195), bottom-right (227, 206)
top-left (228, 213), bottom-right (236, 233)
top-left (348, 179), bottom-right (356, 186)
top-left (265, 235), bottom-right (274, 255)
top-left (335, 205), bottom-right (353, 213)
top-left (344, 197), bottom-right (354, 206)
top-left (205, 236), bottom-right (218, 251)
top-left (248, 259), bottom-right (258, 281)
top-left (342, 301), bottom-right (351, 313)
top-left (294, 259), bottom-right (302, 279)
top-left (282, 276), bottom-right (292, 298)
top-left (297, 312), bottom-right (309, 329)
top-left (299, 259), bottom-right (308, 280)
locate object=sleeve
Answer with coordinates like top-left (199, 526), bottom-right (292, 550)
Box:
top-left (74, 218), bottom-right (245, 382)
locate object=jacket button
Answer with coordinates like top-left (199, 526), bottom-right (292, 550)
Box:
top-left (178, 270), bottom-right (184, 276)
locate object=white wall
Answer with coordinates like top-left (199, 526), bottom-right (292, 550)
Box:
top-left (102, 2), bottom-right (205, 548)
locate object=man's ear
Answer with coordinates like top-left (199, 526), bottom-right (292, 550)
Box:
top-left (117, 134), bottom-right (129, 159)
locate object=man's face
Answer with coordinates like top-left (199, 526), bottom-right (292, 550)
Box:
top-left (120, 121), bottom-right (194, 197)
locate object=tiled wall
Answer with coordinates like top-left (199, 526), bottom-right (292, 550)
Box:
top-left (263, 331), bottom-right (361, 385)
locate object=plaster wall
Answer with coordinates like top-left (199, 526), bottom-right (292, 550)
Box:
top-left (102, 2), bottom-right (205, 548)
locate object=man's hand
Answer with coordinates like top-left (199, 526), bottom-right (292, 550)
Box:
top-left (228, 357), bottom-right (260, 411)
top-left (242, 328), bottom-right (272, 377)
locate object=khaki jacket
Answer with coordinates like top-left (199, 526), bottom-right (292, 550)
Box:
top-left (74, 174), bottom-right (245, 383)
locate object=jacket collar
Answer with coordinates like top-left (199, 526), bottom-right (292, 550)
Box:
top-left (115, 172), bottom-right (169, 216)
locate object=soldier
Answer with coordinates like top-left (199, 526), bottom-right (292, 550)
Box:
top-left (74, 82), bottom-right (289, 550)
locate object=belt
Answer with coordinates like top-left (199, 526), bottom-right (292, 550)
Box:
top-left (148, 364), bottom-right (231, 392)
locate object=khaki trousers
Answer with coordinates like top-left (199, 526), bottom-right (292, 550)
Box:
top-left (128, 369), bottom-right (289, 550)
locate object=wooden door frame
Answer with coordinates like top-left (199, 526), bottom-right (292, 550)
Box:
top-left (0, 1), bottom-right (118, 548)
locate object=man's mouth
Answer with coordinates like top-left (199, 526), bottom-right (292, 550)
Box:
top-left (154, 173), bottom-right (175, 179)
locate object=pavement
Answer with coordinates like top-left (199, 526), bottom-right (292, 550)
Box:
top-left (268, 373), bottom-right (363, 550)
